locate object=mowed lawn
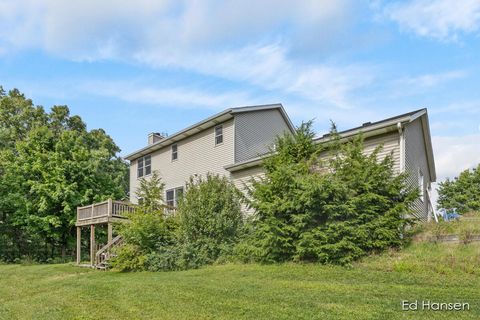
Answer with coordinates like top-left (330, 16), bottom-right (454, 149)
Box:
top-left (1, 241), bottom-right (480, 320)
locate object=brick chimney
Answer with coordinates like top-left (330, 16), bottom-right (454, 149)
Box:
top-left (148, 132), bottom-right (165, 145)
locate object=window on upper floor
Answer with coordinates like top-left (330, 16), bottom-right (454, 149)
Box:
top-left (171, 144), bottom-right (178, 161)
top-left (418, 168), bottom-right (424, 202)
top-left (137, 155), bottom-right (151, 178)
top-left (215, 125), bottom-right (223, 145)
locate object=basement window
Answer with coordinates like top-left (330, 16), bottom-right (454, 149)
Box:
top-left (137, 155), bottom-right (151, 178)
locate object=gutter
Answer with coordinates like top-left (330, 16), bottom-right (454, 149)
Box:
top-left (224, 155), bottom-right (268, 172)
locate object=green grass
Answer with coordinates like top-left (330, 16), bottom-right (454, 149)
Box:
top-left (2, 220), bottom-right (480, 319)
top-left (413, 212), bottom-right (480, 242)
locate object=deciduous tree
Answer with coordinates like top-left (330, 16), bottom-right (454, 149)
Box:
top-left (0, 87), bottom-right (128, 261)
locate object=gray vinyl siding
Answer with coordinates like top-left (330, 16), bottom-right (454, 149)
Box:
top-left (404, 118), bottom-right (430, 221)
top-left (234, 109), bottom-right (291, 163)
top-left (129, 119), bottom-right (235, 204)
top-left (362, 132), bottom-right (401, 173)
top-left (317, 131), bottom-right (401, 173)
top-left (231, 165), bottom-right (265, 215)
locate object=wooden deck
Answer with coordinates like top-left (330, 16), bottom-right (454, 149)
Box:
top-left (75, 199), bottom-right (176, 268)
top-left (75, 199), bottom-right (135, 266)
top-left (75, 199), bottom-right (134, 227)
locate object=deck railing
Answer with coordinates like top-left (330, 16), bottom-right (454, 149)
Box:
top-left (77, 199), bottom-right (135, 222)
top-left (95, 235), bottom-right (124, 267)
top-left (77, 199), bottom-right (177, 222)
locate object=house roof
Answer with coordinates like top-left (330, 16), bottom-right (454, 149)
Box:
top-left (224, 154), bottom-right (267, 172)
top-left (124, 103), bottom-right (295, 161)
top-left (314, 108), bottom-right (436, 182)
top-left (226, 108), bottom-right (436, 182)
top-left (314, 108), bottom-right (426, 140)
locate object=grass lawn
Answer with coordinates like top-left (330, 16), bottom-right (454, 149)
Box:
top-left (2, 216), bottom-right (480, 320)
top-left (1, 240), bottom-right (480, 320)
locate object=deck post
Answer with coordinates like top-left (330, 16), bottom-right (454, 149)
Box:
top-left (76, 226), bottom-right (81, 265)
top-left (108, 198), bottom-right (112, 217)
top-left (107, 199), bottom-right (113, 244)
top-left (90, 224), bottom-right (95, 267)
top-left (108, 223), bottom-right (113, 244)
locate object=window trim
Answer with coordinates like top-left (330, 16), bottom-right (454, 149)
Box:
top-left (137, 154), bottom-right (152, 178)
top-left (165, 187), bottom-right (184, 207)
top-left (215, 125), bottom-right (223, 146)
top-left (171, 144), bottom-right (178, 161)
top-left (166, 189), bottom-right (175, 207)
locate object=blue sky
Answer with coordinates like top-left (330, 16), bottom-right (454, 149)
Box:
top-left (1, 0), bottom-right (480, 196)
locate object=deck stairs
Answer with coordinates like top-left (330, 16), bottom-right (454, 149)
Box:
top-left (95, 235), bottom-right (123, 270)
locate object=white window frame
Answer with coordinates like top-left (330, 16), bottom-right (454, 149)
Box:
top-left (215, 125), bottom-right (223, 145)
top-left (171, 144), bottom-right (178, 161)
top-left (166, 189), bottom-right (175, 207)
top-left (165, 187), bottom-right (183, 207)
top-left (137, 155), bottom-right (151, 178)
top-left (418, 168), bottom-right (424, 202)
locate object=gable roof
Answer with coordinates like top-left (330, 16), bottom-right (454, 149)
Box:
top-left (314, 108), bottom-right (425, 141)
top-left (124, 103), bottom-right (295, 161)
top-left (314, 108), bottom-right (436, 182)
top-left (226, 108), bottom-right (436, 183)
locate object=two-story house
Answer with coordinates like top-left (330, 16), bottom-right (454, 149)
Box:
top-left (76, 104), bottom-right (436, 267)
top-left (124, 104), bottom-right (436, 222)
top-left (124, 104), bottom-right (295, 209)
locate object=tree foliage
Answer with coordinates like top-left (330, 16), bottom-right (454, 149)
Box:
top-left (175, 174), bottom-right (244, 268)
top-left (113, 173), bottom-right (244, 271)
top-left (437, 165), bottom-right (480, 213)
top-left (135, 171), bottom-right (165, 212)
top-left (112, 172), bottom-right (178, 271)
top-left (239, 122), bottom-right (417, 265)
top-left (0, 87), bottom-right (128, 262)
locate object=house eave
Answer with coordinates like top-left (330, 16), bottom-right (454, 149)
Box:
top-left (124, 103), bottom-right (295, 161)
top-left (314, 110), bottom-right (427, 143)
top-left (224, 155), bottom-right (267, 172)
top-left (124, 111), bottom-right (233, 161)
top-left (419, 112), bottom-right (436, 182)
top-left (313, 108), bottom-right (436, 182)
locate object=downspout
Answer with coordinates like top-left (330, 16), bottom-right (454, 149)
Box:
top-left (397, 122), bottom-right (405, 173)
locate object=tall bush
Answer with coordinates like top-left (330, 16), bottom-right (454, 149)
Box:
top-left (240, 122), bottom-right (417, 265)
top-left (175, 174), bottom-right (244, 268)
top-left (113, 172), bottom-right (244, 271)
top-left (112, 171), bottom-right (178, 271)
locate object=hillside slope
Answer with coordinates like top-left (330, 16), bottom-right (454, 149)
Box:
top-left (1, 217), bottom-right (479, 319)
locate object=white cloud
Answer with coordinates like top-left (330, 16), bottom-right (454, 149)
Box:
top-left (135, 43), bottom-right (375, 110)
top-left (431, 133), bottom-right (480, 207)
top-left (0, 0), bottom-right (173, 57)
top-left (0, 0), bottom-right (369, 111)
top-left (430, 100), bottom-right (480, 115)
top-left (79, 80), bottom-right (257, 111)
top-left (396, 70), bottom-right (466, 88)
top-left (0, 0), bottom-right (354, 59)
top-left (387, 70), bottom-right (467, 97)
top-left (433, 134), bottom-right (480, 180)
top-left (383, 0), bottom-right (480, 40)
